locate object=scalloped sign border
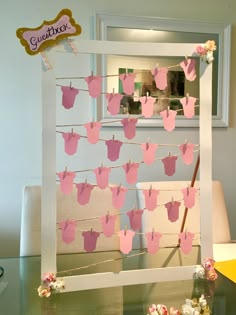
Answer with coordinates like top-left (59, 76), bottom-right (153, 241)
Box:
top-left (16, 9), bottom-right (82, 55)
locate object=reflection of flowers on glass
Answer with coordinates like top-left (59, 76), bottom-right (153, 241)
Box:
top-left (195, 40), bottom-right (217, 64)
top-left (147, 295), bottom-right (211, 315)
top-left (38, 272), bottom-right (65, 297)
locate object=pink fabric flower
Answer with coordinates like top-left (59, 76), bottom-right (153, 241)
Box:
top-left (195, 45), bottom-right (207, 56)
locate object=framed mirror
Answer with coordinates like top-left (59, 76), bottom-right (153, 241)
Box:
top-left (95, 14), bottom-right (231, 127)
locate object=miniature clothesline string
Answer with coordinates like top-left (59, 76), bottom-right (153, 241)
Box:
top-left (56, 149), bottom-right (199, 175)
top-left (56, 103), bottom-right (200, 129)
top-left (56, 130), bottom-right (200, 148)
top-left (56, 193), bottom-right (200, 226)
top-left (56, 82), bottom-right (199, 101)
top-left (55, 62), bottom-right (184, 81)
top-left (56, 238), bottom-right (200, 276)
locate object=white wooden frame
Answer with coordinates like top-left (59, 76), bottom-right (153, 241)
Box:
top-left (41, 39), bottom-right (212, 292)
top-left (96, 13), bottom-right (231, 127)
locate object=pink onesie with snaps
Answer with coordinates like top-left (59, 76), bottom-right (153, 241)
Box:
top-left (179, 142), bottom-right (195, 165)
top-left (161, 155), bottom-right (178, 176)
top-left (179, 232), bottom-right (194, 254)
top-left (126, 209), bottom-right (144, 231)
top-left (82, 230), bottom-right (100, 252)
top-left (57, 171), bottom-right (75, 194)
top-left (100, 214), bottom-right (117, 237)
top-left (119, 73), bottom-right (136, 95)
top-left (151, 67), bottom-right (168, 90)
top-left (140, 96), bottom-right (156, 118)
top-left (122, 162), bottom-right (139, 184)
top-left (145, 231), bottom-right (162, 254)
top-left (59, 220), bottom-right (77, 244)
top-left (165, 201), bottom-right (181, 222)
top-left (121, 118), bottom-right (138, 139)
top-left (61, 86), bottom-right (79, 109)
top-left (84, 122), bottom-right (101, 144)
top-left (106, 93), bottom-right (123, 115)
top-left (75, 183), bottom-right (94, 205)
top-left (143, 188), bottom-right (159, 211)
top-left (105, 139), bottom-right (123, 161)
top-left (180, 59), bottom-right (196, 81)
top-left (141, 142), bottom-right (158, 165)
top-left (62, 132), bottom-right (80, 155)
top-left (160, 109), bottom-right (177, 132)
top-left (84, 75), bottom-right (102, 98)
top-left (110, 186), bottom-right (128, 208)
top-left (181, 187), bottom-right (197, 208)
top-left (117, 230), bottom-right (135, 254)
top-left (93, 166), bottom-right (111, 189)
top-left (180, 96), bottom-right (196, 118)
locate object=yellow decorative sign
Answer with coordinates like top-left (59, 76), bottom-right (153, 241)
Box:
top-left (16, 9), bottom-right (82, 55)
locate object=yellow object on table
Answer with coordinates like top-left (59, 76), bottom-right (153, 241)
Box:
top-left (214, 259), bottom-right (236, 283)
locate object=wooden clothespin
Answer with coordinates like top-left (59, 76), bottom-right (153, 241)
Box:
top-left (152, 228), bottom-right (155, 240)
top-left (167, 106), bottom-right (170, 117)
top-left (112, 134), bottom-right (115, 141)
top-left (149, 184), bottom-right (152, 196)
top-left (124, 224), bottom-right (128, 236)
top-left (63, 166), bottom-right (68, 179)
top-left (90, 228), bottom-right (93, 235)
top-left (106, 211), bottom-right (110, 223)
top-left (146, 137), bottom-right (150, 150)
top-left (117, 183), bottom-right (121, 195)
top-left (186, 93), bottom-right (189, 104)
top-left (70, 81), bottom-right (72, 89)
top-left (112, 88), bottom-right (115, 94)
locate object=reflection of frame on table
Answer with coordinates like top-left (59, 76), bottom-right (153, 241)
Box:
top-left (118, 68), bottom-right (185, 115)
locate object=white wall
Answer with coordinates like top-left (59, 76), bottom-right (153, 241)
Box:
top-left (1, 0), bottom-right (236, 257)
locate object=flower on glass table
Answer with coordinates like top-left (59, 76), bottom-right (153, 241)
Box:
top-left (37, 272), bottom-right (65, 298)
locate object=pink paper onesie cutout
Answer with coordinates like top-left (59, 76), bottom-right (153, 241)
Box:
top-left (61, 86), bottom-right (79, 109)
top-left (151, 67), bottom-right (168, 90)
top-left (179, 142), bottom-right (195, 165)
top-left (180, 59), bottom-right (196, 81)
top-left (160, 109), bottom-right (177, 132)
top-left (84, 122), bottom-right (101, 144)
top-left (84, 75), bottom-right (102, 98)
top-left (119, 73), bottom-right (136, 95)
top-left (121, 118), bottom-right (138, 140)
top-left (165, 201), bottom-right (181, 222)
top-left (179, 232), bottom-right (194, 254)
top-left (122, 162), bottom-right (139, 184)
top-left (145, 231), bottom-right (162, 254)
top-left (105, 139), bottom-right (123, 161)
top-left (141, 142), bottom-right (158, 165)
top-left (100, 214), bottom-right (117, 237)
top-left (117, 230), bottom-right (135, 254)
top-left (161, 155), bottom-right (178, 176)
top-left (76, 182), bottom-right (94, 205)
top-left (110, 185), bottom-right (128, 208)
top-left (106, 93), bottom-right (123, 115)
top-left (181, 187), bottom-right (197, 209)
top-left (180, 96), bottom-right (196, 118)
top-left (82, 230), bottom-right (100, 252)
top-left (126, 209), bottom-right (144, 231)
top-left (140, 96), bottom-right (156, 118)
top-left (62, 132), bottom-right (80, 155)
top-left (57, 171), bottom-right (75, 194)
top-left (59, 220), bottom-right (77, 244)
top-left (143, 188), bottom-right (159, 211)
top-left (94, 166), bottom-right (111, 189)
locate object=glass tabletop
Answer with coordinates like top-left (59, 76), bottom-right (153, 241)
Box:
top-left (0, 252), bottom-right (235, 315)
